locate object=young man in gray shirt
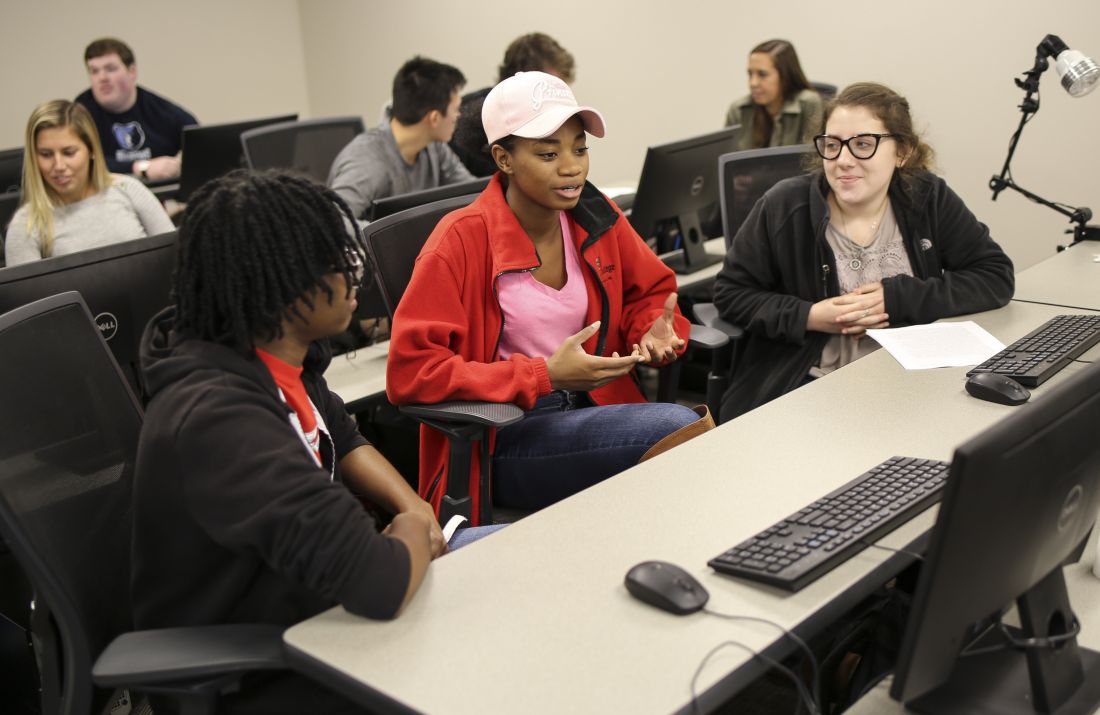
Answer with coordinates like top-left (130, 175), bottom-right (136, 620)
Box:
top-left (328, 56), bottom-right (474, 219)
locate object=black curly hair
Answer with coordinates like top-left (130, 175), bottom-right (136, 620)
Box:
top-left (172, 169), bottom-right (365, 352)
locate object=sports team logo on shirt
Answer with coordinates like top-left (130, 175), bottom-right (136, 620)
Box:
top-left (112, 121), bottom-right (146, 150)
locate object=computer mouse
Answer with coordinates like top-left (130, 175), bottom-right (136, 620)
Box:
top-left (624, 560), bottom-right (709, 615)
top-left (965, 372), bottom-right (1031, 406)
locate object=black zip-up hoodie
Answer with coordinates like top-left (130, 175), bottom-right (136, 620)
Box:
top-left (132, 307), bottom-right (411, 638)
top-left (713, 171), bottom-right (1014, 422)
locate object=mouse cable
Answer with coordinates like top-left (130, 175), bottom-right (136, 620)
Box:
top-left (1072, 358), bottom-right (1094, 364)
top-left (856, 539), bottom-right (925, 562)
top-left (699, 609), bottom-right (821, 714)
top-left (690, 639), bottom-right (820, 715)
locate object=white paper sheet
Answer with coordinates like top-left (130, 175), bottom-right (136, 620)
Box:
top-left (865, 321), bottom-right (1005, 370)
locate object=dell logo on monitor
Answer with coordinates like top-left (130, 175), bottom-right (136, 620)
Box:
top-left (690, 175), bottom-right (705, 196)
top-left (1058, 484), bottom-right (1084, 532)
top-left (95, 312), bottom-right (119, 342)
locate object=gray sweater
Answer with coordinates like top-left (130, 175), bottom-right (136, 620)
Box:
top-left (5, 174), bottom-right (174, 265)
top-left (327, 120), bottom-right (473, 219)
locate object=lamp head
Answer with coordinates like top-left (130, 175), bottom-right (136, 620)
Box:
top-left (1039, 34), bottom-right (1100, 97)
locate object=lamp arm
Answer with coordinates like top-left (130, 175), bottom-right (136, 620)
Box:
top-left (991, 34), bottom-right (1098, 244)
top-left (989, 177), bottom-right (1085, 224)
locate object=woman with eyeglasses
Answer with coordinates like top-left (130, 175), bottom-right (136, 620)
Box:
top-left (712, 82), bottom-right (1014, 422)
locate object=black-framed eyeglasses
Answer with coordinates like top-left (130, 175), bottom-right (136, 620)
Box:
top-left (327, 251), bottom-right (366, 287)
top-left (813, 133), bottom-right (896, 160)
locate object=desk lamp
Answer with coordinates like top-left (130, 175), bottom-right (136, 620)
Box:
top-left (990, 34), bottom-right (1100, 244)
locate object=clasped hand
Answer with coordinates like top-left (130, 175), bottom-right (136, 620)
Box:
top-left (807, 282), bottom-right (889, 338)
top-left (546, 293), bottom-right (685, 391)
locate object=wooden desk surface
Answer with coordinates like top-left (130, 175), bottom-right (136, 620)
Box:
top-left (286, 301), bottom-right (1099, 715)
top-left (1013, 242), bottom-right (1100, 311)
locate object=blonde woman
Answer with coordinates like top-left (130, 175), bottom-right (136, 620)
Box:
top-left (5, 99), bottom-right (172, 265)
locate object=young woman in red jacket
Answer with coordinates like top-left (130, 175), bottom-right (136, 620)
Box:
top-left (388, 71), bottom-right (706, 520)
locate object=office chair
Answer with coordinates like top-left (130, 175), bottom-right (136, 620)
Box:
top-left (697, 145), bottom-right (814, 420)
top-left (810, 81), bottom-right (839, 99)
top-left (364, 195), bottom-right (726, 525)
top-left (0, 293), bottom-right (284, 715)
top-left (0, 146), bottom-right (22, 194)
top-left (1, 189), bottom-right (20, 242)
top-left (363, 195), bottom-right (524, 526)
top-left (240, 116), bottom-right (365, 184)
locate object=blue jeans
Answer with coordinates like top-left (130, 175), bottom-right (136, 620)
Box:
top-left (491, 391), bottom-right (699, 510)
top-left (448, 523), bottom-right (508, 550)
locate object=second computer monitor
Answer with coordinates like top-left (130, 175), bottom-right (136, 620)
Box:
top-left (178, 113), bottom-right (298, 201)
top-left (890, 359), bottom-right (1100, 714)
top-left (0, 231), bottom-right (178, 397)
top-left (629, 126), bottom-right (739, 274)
top-left (718, 145), bottom-right (811, 249)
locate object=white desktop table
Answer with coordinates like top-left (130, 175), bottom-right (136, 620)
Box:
top-left (324, 340), bottom-right (390, 412)
top-left (672, 237), bottom-right (726, 292)
top-left (1012, 241), bottom-right (1100, 311)
top-left (285, 300), bottom-right (1099, 714)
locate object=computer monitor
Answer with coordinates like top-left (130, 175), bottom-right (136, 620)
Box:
top-left (890, 360), bottom-right (1100, 714)
top-left (718, 145), bottom-right (811, 249)
top-left (0, 147), bottom-right (22, 194)
top-left (0, 231), bottom-right (178, 398)
top-left (628, 126), bottom-right (740, 274)
top-left (177, 113), bottom-right (298, 201)
top-left (368, 177), bottom-right (490, 222)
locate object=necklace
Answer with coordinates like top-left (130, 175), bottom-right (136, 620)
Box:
top-left (834, 197), bottom-right (889, 271)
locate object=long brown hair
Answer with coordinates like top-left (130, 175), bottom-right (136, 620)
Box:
top-left (748, 39), bottom-right (811, 149)
top-left (806, 82), bottom-right (936, 193)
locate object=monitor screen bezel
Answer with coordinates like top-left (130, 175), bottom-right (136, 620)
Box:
top-left (178, 113), bottom-right (298, 200)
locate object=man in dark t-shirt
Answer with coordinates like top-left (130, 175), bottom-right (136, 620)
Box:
top-left (75, 37), bottom-right (197, 180)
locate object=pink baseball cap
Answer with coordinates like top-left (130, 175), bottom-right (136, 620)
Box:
top-left (482, 71), bottom-right (606, 145)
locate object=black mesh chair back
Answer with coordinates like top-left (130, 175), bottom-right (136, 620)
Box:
top-left (363, 194), bottom-right (479, 320)
top-left (0, 292), bottom-right (143, 714)
top-left (810, 81), bottom-right (839, 99)
top-left (0, 146), bottom-right (23, 194)
top-left (239, 116), bottom-right (364, 184)
top-left (718, 144), bottom-right (811, 249)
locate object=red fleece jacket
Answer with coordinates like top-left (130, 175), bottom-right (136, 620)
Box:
top-left (386, 175), bottom-right (688, 523)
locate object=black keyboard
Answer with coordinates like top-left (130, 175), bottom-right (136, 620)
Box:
top-left (966, 314), bottom-right (1100, 387)
top-left (708, 457), bottom-right (949, 591)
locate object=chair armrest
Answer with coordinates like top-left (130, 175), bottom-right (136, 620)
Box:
top-left (692, 303), bottom-right (744, 341)
top-left (92, 624), bottom-right (286, 687)
top-left (399, 401), bottom-right (524, 428)
top-left (687, 323), bottom-right (729, 350)
top-left (398, 401), bottom-right (524, 525)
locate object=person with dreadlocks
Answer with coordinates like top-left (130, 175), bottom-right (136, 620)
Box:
top-left (132, 170), bottom-right (489, 713)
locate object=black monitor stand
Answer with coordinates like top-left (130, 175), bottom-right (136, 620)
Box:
top-left (907, 562), bottom-right (1100, 715)
top-left (659, 212), bottom-right (723, 275)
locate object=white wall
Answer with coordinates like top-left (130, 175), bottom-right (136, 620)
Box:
top-left (3, 0), bottom-right (1099, 271)
top-left (299, 0), bottom-right (1100, 270)
top-left (0, 0), bottom-right (310, 147)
